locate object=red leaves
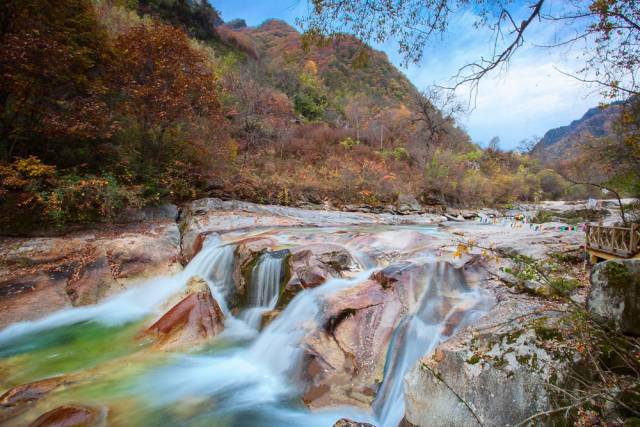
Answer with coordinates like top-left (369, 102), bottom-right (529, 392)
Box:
top-left (112, 21), bottom-right (222, 133)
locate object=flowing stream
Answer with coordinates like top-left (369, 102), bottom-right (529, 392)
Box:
top-left (240, 250), bottom-right (288, 329)
top-left (0, 225), bottom-right (490, 427)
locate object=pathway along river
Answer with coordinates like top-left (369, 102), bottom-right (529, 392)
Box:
top-left (0, 225), bottom-right (491, 426)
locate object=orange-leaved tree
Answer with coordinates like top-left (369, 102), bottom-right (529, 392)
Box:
top-left (0, 0), bottom-right (113, 163)
top-left (111, 20), bottom-right (228, 196)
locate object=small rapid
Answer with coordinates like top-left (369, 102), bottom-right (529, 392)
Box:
top-left (240, 250), bottom-right (288, 329)
top-left (372, 262), bottom-right (492, 427)
top-left (0, 224), bottom-right (491, 427)
top-left (0, 240), bottom-right (236, 345)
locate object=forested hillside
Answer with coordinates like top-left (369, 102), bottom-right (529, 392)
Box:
top-left (0, 0), bottom-right (587, 234)
top-left (533, 102), bottom-right (624, 164)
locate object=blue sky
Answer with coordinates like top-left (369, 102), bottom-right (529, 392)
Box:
top-left (212, 0), bottom-right (605, 150)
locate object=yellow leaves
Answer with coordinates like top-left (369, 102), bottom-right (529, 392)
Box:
top-left (303, 60), bottom-right (318, 76)
top-left (13, 156), bottom-right (56, 179)
top-left (453, 243), bottom-right (469, 259)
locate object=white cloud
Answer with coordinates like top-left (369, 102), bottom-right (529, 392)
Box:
top-left (215, 1), bottom-right (608, 150)
top-left (385, 11), bottom-right (608, 149)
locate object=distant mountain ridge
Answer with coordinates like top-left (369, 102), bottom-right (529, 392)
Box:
top-left (532, 101), bottom-right (624, 163)
top-left (220, 18), bottom-right (419, 109)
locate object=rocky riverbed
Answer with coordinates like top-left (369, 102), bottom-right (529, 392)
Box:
top-left (0, 198), bottom-right (626, 427)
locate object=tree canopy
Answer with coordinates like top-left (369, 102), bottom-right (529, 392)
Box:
top-left (303, 0), bottom-right (640, 97)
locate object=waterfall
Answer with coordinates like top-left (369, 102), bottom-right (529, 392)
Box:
top-left (185, 242), bottom-right (236, 315)
top-left (0, 241), bottom-right (237, 345)
top-left (241, 250), bottom-right (287, 329)
top-left (0, 224), bottom-right (494, 427)
top-left (139, 268), bottom-right (378, 412)
top-left (372, 262), bottom-right (492, 427)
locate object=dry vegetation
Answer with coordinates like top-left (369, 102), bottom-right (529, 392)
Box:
top-left (0, 0), bottom-right (624, 234)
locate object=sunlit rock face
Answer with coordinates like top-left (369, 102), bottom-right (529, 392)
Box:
top-left (0, 222), bottom-right (181, 328)
top-left (143, 276), bottom-right (225, 350)
top-left (300, 262), bottom-right (486, 411)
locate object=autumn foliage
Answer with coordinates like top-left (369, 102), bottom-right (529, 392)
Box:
top-left (0, 0), bottom-right (593, 234)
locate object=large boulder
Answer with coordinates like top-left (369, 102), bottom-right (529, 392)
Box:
top-left (397, 194), bottom-right (422, 213)
top-left (279, 244), bottom-right (355, 307)
top-left (0, 222), bottom-right (181, 328)
top-left (301, 277), bottom-right (408, 409)
top-left (143, 276), bottom-right (225, 350)
top-left (300, 261), bottom-right (483, 409)
top-left (403, 301), bottom-right (577, 427)
top-left (588, 259), bottom-right (640, 336)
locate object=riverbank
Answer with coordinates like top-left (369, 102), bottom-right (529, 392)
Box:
top-left (0, 198), bottom-right (629, 427)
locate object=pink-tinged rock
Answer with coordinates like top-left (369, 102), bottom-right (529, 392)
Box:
top-left (301, 261), bottom-right (486, 410)
top-left (143, 276), bottom-right (224, 350)
top-left (279, 244), bottom-right (354, 307)
top-left (301, 263), bottom-right (434, 409)
top-left (0, 222), bottom-right (181, 328)
top-left (0, 377), bottom-right (69, 423)
top-left (28, 405), bottom-right (101, 427)
top-left (179, 198), bottom-right (445, 262)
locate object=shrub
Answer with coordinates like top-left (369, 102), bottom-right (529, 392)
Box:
top-left (0, 157), bottom-right (141, 233)
top-left (339, 137), bottom-right (360, 149)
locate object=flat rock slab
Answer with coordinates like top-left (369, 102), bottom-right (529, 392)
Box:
top-left (180, 198), bottom-right (445, 261)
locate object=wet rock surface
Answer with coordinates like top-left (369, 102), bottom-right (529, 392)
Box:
top-left (0, 198), bottom-right (614, 426)
top-left (280, 244), bottom-right (355, 306)
top-left (0, 377), bottom-right (69, 423)
top-left (143, 276), bottom-right (225, 350)
top-left (28, 404), bottom-right (100, 427)
top-left (0, 222), bottom-right (181, 328)
top-left (301, 261), bottom-right (484, 410)
top-left (301, 276), bottom-right (407, 409)
top-left (231, 236), bottom-right (280, 308)
top-left (588, 259), bottom-right (640, 336)
top-left (403, 287), bottom-right (577, 427)
top-left (179, 198), bottom-right (445, 261)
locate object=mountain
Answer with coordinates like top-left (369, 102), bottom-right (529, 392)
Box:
top-left (216, 18), bottom-right (419, 110)
top-left (247, 19), bottom-right (418, 106)
top-left (532, 101), bottom-right (624, 163)
top-left (1, 0), bottom-right (580, 235)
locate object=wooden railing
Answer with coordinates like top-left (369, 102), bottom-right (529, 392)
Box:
top-left (586, 224), bottom-right (640, 258)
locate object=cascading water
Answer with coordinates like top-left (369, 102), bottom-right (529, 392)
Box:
top-left (0, 224), bottom-right (492, 427)
top-left (241, 250), bottom-right (288, 329)
top-left (0, 240), bottom-right (236, 345)
top-left (372, 262), bottom-right (492, 427)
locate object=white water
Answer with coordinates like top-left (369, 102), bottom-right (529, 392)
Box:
top-left (139, 268), bottom-right (378, 425)
top-left (372, 262), bottom-right (491, 427)
top-left (0, 240), bottom-right (236, 345)
top-left (0, 225), bottom-right (491, 427)
top-left (241, 251), bottom-right (287, 329)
